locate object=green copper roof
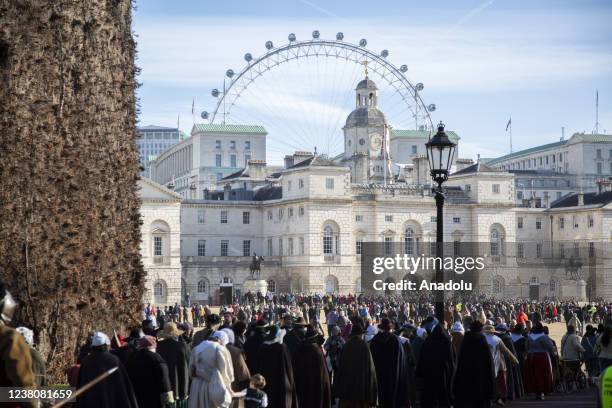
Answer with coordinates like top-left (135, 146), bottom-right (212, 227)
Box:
top-left (192, 123), bottom-right (267, 134)
top-left (488, 133), bottom-right (612, 165)
top-left (390, 129), bottom-right (460, 142)
top-left (180, 131), bottom-right (190, 140)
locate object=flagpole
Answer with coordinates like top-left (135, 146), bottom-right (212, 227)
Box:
top-left (510, 117), bottom-right (512, 153)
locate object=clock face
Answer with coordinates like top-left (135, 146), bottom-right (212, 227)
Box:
top-left (370, 134), bottom-right (382, 150)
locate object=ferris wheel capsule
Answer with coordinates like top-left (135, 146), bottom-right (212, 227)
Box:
top-left (381, 49), bottom-right (389, 58)
top-left (415, 82), bottom-right (424, 91)
top-left (226, 69), bottom-right (234, 78)
top-left (201, 111), bottom-right (209, 119)
top-left (427, 104), bottom-right (436, 112)
top-left (312, 30), bottom-right (320, 39)
top-left (359, 38), bottom-right (367, 47)
top-left (244, 53), bottom-right (253, 62)
top-left (400, 64), bottom-right (408, 73)
top-left (288, 33), bottom-right (296, 42)
top-left (211, 89), bottom-right (220, 97)
top-left (265, 40), bottom-right (274, 50)
top-left (336, 32), bottom-right (344, 41)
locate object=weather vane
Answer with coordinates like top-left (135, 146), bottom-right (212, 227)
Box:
top-left (361, 57), bottom-right (369, 77)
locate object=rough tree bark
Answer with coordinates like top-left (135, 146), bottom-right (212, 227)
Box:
top-left (0, 0), bottom-right (144, 380)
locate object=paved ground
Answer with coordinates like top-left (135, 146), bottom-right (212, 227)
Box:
top-left (508, 388), bottom-right (598, 407)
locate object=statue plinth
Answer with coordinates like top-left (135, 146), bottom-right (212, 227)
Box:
top-left (242, 278), bottom-right (267, 297)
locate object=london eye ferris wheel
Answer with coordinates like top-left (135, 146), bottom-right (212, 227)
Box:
top-left (200, 31), bottom-right (436, 164)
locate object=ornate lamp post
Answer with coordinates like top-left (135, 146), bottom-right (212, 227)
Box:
top-left (425, 122), bottom-right (457, 322)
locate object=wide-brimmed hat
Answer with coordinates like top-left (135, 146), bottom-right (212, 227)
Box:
top-left (483, 325), bottom-right (497, 334)
top-left (160, 322), bottom-right (183, 339)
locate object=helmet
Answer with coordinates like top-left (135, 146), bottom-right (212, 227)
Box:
top-left (0, 283), bottom-right (16, 324)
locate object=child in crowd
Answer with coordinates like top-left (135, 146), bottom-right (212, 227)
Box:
top-left (237, 374), bottom-right (268, 408)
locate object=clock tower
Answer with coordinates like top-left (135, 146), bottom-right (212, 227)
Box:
top-left (343, 75), bottom-right (391, 184)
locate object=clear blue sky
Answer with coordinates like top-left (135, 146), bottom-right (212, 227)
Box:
top-left (133, 0), bottom-right (612, 162)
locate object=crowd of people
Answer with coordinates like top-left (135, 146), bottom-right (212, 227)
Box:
top-left (3, 281), bottom-right (612, 407)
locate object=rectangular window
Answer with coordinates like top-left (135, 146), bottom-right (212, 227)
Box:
top-left (299, 207), bottom-right (305, 216)
top-left (197, 210), bottom-right (205, 224)
top-left (299, 237), bottom-right (305, 255)
top-left (492, 184), bottom-right (500, 194)
top-left (289, 208), bottom-right (294, 217)
top-left (197, 240), bottom-right (206, 256)
top-left (597, 162), bottom-right (602, 175)
top-left (221, 240), bottom-right (229, 256)
top-left (288, 238), bottom-right (294, 255)
top-left (573, 216), bottom-right (578, 229)
top-left (356, 240), bottom-right (363, 255)
top-left (517, 243), bottom-right (524, 259)
top-left (245, 141), bottom-right (251, 150)
top-left (384, 237), bottom-right (393, 255)
top-left (453, 217), bottom-right (461, 224)
top-left (216, 154), bottom-right (222, 167)
top-left (411, 145), bottom-right (417, 154)
top-left (385, 215), bottom-right (393, 222)
top-left (536, 218), bottom-right (542, 230)
top-left (279, 238), bottom-right (283, 256)
top-left (559, 217), bottom-right (564, 229)
top-left (573, 243), bottom-right (579, 257)
top-left (267, 210), bottom-right (273, 220)
top-left (517, 191), bottom-right (524, 200)
top-left (244, 155), bottom-right (251, 166)
top-left (215, 140), bottom-right (221, 149)
top-left (536, 243), bottom-right (543, 258)
top-left (430, 216), bottom-right (437, 223)
top-left (588, 215), bottom-right (594, 228)
top-left (243, 211), bottom-right (250, 224)
top-left (279, 208), bottom-right (284, 219)
top-left (559, 243), bottom-right (565, 259)
top-left (465, 184), bottom-right (471, 192)
top-left (299, 179), bottom-right (304, 189)
top-left (287, 180), bottom-right (292, 191)
top-left (453, 240), bottom-right (461, 257)
top-left (597, 149), bottom-right (602, 159)
top-left (268, 238), bottom-right (273, 256)
top-left (230, 140), bottom-right (236, 150)
top-left (230, 155), bottom-right (237, 167)
top-left (557, 192), bottom-right (562, 200)
top-left (326, 178), bottom-right (334, 189)
top-left (589, 242), bottom-right (595, 257)
top-left (153, 236), bottom-right (163, 256)
top-left (355, 215), bottom-right (363, 222)
top-left (517, 217), bottom-right (523, 229)
top-left (243, 240), bottom-right (251, 256)
top-left (220, 210), bottom-right (228, 224)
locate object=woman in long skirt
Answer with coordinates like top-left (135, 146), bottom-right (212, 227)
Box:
top-left (524, 322), bottom-right (555, 400)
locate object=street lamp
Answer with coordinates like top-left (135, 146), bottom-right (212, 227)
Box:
top-left (425, 121), bottom-right (457, 323)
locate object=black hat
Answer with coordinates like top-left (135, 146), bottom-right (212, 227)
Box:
top-left (350, 316), bottom-right (365, 335)
top-left (264, 325), bottom-right (281, 341)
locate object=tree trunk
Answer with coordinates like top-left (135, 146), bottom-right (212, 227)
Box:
top-left (0, 0), bottom-right (144, 381)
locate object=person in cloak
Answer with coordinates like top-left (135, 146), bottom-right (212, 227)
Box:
top-left (332, 317), bottom-right (378, 408)
top-left (283, 316), bottom-right (307, 357)
top-left (495, 323), bottom-right (524, 401)
top-left (453, 321), bottom-right (495, 408)
top-left (244, 319), bottom-right (269, 374)
top-left (416, 320), bottom-right (455, 408)
top-left (253, 325), bottom-right (298, 408)
top-left (221, 327), bottom-right (251, 408)
top-left (398, 323), bottom-right (418, 408)
top-left (125, 335), bottom-right (174, 408)
top-left (157, 322), bottom-right (191, 408)
top-left (76, 331), bottom-right (139, 408)
top-left (369, 318), bottom-right (408, 408)
top-left (292, 326), bottom-right (331, 408)
top-left (16, 326), bottom-right (47, 387)
top-left (483, 325), bottom-right (518, 406)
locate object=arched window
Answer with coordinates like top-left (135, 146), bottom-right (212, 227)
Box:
top-left (197, 280), bottom-right (207, 293)
top-left (490, 228), bottom-right (500, 256)
top-left (492, 277), bottom-right (504, 294)
top-left (325, 275), bottom-right (338, 294)
top-left (267, 280), bottom-right (276, 293)
top-left (405, 228), bottom-right (415, 255)
top-left (323, 223), bottom-right (340, 255)
top-left (154, 282), bottom-right (164, 297)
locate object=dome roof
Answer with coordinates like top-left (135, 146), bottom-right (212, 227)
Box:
top-left (356, 77), bottom-right (378, 91)
top-left (345, 107), bottom-right (387, 127)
